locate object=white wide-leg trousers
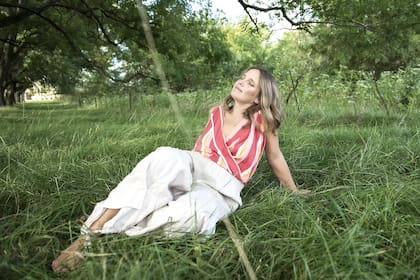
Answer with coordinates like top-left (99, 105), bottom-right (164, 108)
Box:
top-left (83, 147), bottom-right (244, 237)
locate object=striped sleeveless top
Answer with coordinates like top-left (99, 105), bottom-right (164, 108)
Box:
top-left (194, 106), bottom-right (266, 183)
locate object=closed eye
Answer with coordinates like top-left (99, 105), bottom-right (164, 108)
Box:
top-left (239, 75), bottom-right (256, 87)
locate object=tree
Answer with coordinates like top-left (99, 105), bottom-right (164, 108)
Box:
top-left (236, 0), bottom-right (420, 111)
top-left (0, 0), bottom-right (233, 107)
top-left (140, 0), bottom-right (232, 91)
top-left (0, 0), bottom-right (133, 106)
top-left (236, 0), bottom-right (312, 32)
top-left (266, 31), bottom-right (316, 110)
top-left (308, 0), bottom-right (420, 111)
top-left (223, 17), bottom-right (275, 77)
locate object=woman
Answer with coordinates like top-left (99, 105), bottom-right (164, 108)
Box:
top-left (52, 66), bottom-right (309, 273)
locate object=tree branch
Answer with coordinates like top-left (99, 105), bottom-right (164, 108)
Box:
top-left (0, 0), bottom-right (59, 27)
top-left (0, 1), bottom-right (145, 84)
top-left (237, 0), bottom-right (311, 32)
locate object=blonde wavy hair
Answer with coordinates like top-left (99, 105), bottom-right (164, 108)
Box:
top-left (223, 66), bottom-right (283, 134)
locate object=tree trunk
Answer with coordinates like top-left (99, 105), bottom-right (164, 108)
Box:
top-left (0, 86), bottom-right (6, 106)
top-left (0, 47), bottom-right (8, 107)
top-left (128, 91), bottom-right (133, 111)
top-left (286, 70), bottom-right (302, 112)
top-left (371, 72), bottom-right (389, 115)
top-left (0, 31), bottom-right (17, 106)
top-left (0, 3), bottom-right (22, 107)
top-left (6, 81), bottom-right (17, 105)
top-left (347, 80), bottom-right (358, 115)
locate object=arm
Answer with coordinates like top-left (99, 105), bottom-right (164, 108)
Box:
top-left (265, 130), bottom-right (308, 193)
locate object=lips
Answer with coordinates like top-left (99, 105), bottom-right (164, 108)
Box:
top-left (234, 85), bottom-right (242, 93)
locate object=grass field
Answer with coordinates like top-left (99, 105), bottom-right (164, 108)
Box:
top-left (0, 92), bottom-right (418, 279)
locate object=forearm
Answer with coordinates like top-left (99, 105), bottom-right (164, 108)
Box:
top-left (268, 155), bottom-right (298, 192)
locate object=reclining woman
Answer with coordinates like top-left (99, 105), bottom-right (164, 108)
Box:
top-left (52, 66), bottom-right (309, 273)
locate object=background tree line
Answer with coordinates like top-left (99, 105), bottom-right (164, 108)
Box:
top-left (1, 0), bottom-right (419, 110)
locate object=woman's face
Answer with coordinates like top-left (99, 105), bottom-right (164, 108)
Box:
top-left (230, 69), bottom-right (261, 106)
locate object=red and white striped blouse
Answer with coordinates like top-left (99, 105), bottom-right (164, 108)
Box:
top-left (194, 106), bottom-right (266, 183)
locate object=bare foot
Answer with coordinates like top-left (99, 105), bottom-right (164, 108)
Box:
top-left (52, 209), bottom-right (118, 272)
top-left (52, 236), bottom-right (86, 273)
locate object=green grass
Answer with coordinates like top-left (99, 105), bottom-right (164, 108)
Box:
top-left (0, 94), bottom-right (418, 279)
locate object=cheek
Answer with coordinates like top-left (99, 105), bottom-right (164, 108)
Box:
top-left (249, 88), bottom-right (260, 98)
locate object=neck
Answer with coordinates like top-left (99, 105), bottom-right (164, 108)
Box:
top-left (230, 104), bottom-right (248, 117)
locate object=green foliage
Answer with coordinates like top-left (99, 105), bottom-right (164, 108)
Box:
top-left (0, 93), bottom-right (418, 278)
top-left (223, 18), bottom-right (274, 73)
top-left (291, 66), bottom-right (420, 112)
top-left (2, 0), bottom-right (418, 110)
top-left (139, 0), bottom-right (233, 91)
top-left (0, 0), bottom-right (233, 105)
top-left (230, 0), bottom-right (419, 112)
top-left (308, 0), bottom-right (420, 78)
top-left (0, 0), bottom-right (124, 105)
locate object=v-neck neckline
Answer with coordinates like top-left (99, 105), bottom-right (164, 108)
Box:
top-left (220, 107), bottom-right (248, 141)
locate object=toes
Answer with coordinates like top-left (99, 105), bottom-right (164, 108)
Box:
top-left (51, 251), bottom-right (78, 273)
